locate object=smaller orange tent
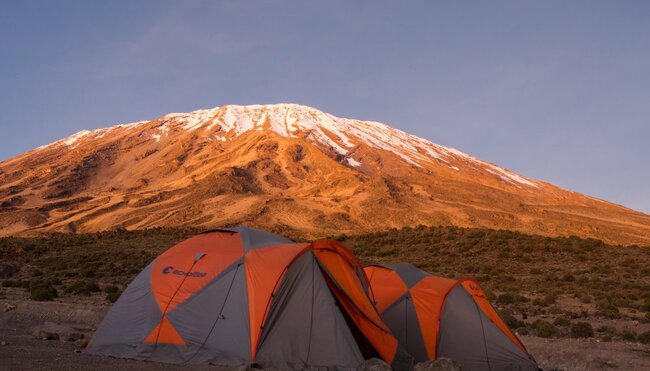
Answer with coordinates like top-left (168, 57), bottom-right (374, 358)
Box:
top-left (364, 263), bottom-right (539, 371)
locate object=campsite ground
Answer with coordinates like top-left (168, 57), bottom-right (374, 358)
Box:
top-left (1, 226), bottom-right (649, 370)
top-left (0, 298), bottom-right (649, 371)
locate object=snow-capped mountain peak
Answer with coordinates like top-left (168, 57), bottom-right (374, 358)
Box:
top-left (41, 103), bottom-right (538, 188)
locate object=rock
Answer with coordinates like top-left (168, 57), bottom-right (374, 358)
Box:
top-left (74, 339), bottom-right (88, 349)
top-left (32, 330), bottom-right (59, 341)
top-left (413, 358), bottom-right (461, 371)
top-left (0, 340), bottom-right (7, 346)
top-left (358, 358), bottom-right (392, 371)
top-left (61, 332), bottom-right (85, 342)
top-left (3, 303), bottom-right (16, 312)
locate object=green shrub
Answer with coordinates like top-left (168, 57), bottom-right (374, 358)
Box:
top-left (106, 291), bottom-right (121, 303)
top-left (30, 283), bottom-right (58, 301)
top-left (103, 285), bottom-right (119, 294)
top-left (578, 294), bottom-right (592, 304)
top-left (497, 292), bottom-right (528, 305)
top-left (532, 320), bottom-right (558, 338)
top-left (533, 294), bottom-right (557, 307)
top-left (1, 280), bottom-right (18, 287)
top-left (570, 322), bottom-right (594, 338)
top-left (639, 331), bottom-right (650, 344)
top-left (502, 314), bottom-right (524, 329)
top-left (596, 325), bottom-right (616, 334)
top-left (65, 280), bottom-right (101, 296)
top-left (553, 316), bottom-right (571, 327)
top-left (596, 301), bottom-right (620, 319)
top-left (620, 329), bottom-right (636, 341)
top-left (561, 274), bottom-right (575, 282)
top-left (517, 327), bottom-right (530, 335)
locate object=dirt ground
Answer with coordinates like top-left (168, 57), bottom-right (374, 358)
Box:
top-left (1, 299), bottom-right (649, 371)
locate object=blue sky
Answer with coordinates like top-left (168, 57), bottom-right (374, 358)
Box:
top-left (1, 1), bottom-right (649, 213)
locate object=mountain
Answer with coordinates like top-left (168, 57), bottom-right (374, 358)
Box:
top-left (1, 103), bottom-right (649, 245)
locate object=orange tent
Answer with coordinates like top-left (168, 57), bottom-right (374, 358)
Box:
top-left (364, 263), bottom-right (539, 371)
top-left (88, 228), bottom-right (412, 370)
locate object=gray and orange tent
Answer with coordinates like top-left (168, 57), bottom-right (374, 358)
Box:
top-left (87, 228), bottom-right (412, 370)
top-left (364, 263), bottom-right (539, 371)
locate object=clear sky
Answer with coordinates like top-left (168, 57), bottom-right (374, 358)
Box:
top-left (1, 1), bottom-right (649, 213)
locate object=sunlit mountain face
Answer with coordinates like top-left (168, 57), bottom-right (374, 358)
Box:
top-left (1, 103), bottom-right (649, 245)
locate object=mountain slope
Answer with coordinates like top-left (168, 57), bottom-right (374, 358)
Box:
top-left (1, 103), bottom-right (649, 245)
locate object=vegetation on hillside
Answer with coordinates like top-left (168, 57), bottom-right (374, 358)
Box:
top-left (1, 225), bottom-right (649, 342)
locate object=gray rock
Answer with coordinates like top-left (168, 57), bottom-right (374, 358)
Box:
top-left (3, 303), bottom-right (16, 312)
top-left (413, 358), bottom-right (461, 371)
top-left (74, 339), bottom-right (89, 349)
top-left (358, 358), bottom-right (392, 371)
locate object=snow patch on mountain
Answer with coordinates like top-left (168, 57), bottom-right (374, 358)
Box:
top-left (485, 166), bottom-right (539, 188)
top-left (346, 157), bottom-right (362, 167)
top-left (61, 130), bottom-right (91, 147)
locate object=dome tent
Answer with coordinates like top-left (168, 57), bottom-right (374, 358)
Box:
top-left (87, 227), bottom-right (412, 370)
top-left (364, 263), bottom-right (539, 371)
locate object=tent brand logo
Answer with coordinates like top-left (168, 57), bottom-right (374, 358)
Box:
top-left (162, 266), bottom-right (207, 278)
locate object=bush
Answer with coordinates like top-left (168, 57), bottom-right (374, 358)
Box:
top-left (620, 329), bottom-right (636, 341)
top-left (597, 302), bottom-right (620, 319)
top-left (30, 283), bottom-right (58, 301)
top-left (639, 331), bottom-right (650, 344)
top-left (81, 267), bottom-right (96, 278)
top-left (596, 325), bottom-right (616, 334)
top-left (533, 294), bottom-right (557, 307)
top-left (570, 322), bottom-right (594, 338)
top-left (532, 320), bottom-right (558, 338)
top-left (1, 280), bottom-right (18, 287)
top-left (553, 316), bottom-right (571, 327)
top-left (102, 285), bottom-right (119, 294)
top-left (502, 314), bottom-right (524, 329)
top-left (497, 292), bottom-right (528, 306)
top-left (65, 280), bottom-right (101, 296)
top-left (517, 327), bottom-right (530, 335)
top-left (106, 291), bottom-right (121, 303)
top-left (561, 274), bottom-right (575, 282)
